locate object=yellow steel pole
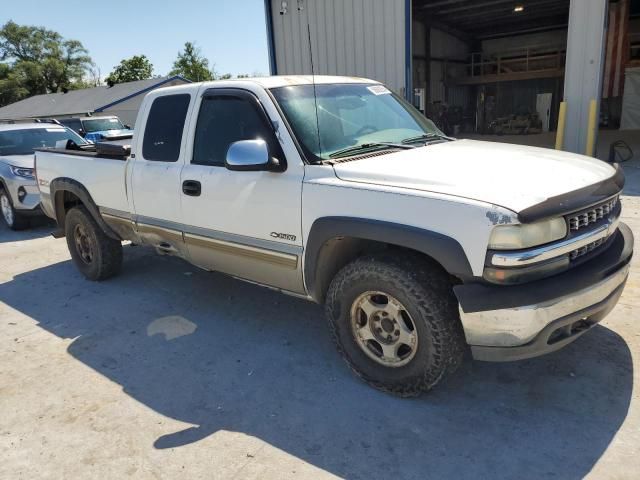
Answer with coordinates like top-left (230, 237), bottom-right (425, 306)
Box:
top-left (555, 101), bottom-right (567, 150)
top-left (585, 99), bottom-right (598, 157)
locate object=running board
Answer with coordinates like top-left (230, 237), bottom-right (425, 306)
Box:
top-left (51, 229), bottom-right (65, 239)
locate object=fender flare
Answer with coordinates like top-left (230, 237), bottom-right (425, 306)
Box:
top-left (49, 177), bottom-right (120, 240)
top-left (304, 216), bottom-right (473, 301)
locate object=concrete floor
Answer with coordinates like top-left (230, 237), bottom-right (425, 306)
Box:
top-left (460, 129), bottom-right (640, 163)
top-left (1, 165), bottom-right (639, 479)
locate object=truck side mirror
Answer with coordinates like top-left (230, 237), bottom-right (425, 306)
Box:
top-left (225, 139), bottom-right (280, 172)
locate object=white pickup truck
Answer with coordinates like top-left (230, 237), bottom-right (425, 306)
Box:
top-left (35, 76), bottom-right (634, 396)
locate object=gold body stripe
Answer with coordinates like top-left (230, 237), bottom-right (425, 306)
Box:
top-left (184, 232), bottom-right (298, 269)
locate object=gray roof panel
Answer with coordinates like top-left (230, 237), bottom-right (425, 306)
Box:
top-left (0, 76), bottom-right (189, 120)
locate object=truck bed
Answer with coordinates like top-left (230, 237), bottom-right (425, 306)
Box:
top-left (35, 145), bottom-right (131, 216)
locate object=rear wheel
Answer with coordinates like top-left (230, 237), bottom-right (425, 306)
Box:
top-left (0, 190), bottom-right (29, 230)
top-left (325, 253), bottom-right (465, 396)
top-left (65, 206), bottom-right (122, 280)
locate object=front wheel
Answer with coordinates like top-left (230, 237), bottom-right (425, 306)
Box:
top-left (1, 191), bottom-right (29, 230)
top-left (325, 253), bottom-right (465, 396)
top-left (65, 206), bottom-right (123, 281)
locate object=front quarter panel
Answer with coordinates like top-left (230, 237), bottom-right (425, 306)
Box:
top-left (0, 161), bottom-right (40, 211)
top-left (302, 166), bottom-right (517, 280)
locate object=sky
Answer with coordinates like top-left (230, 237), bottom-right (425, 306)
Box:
top-left (1, 0), bottom-right (270, 78)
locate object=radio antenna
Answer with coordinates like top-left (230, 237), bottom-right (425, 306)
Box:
top-left (305, 5), bottom-right (322, 157)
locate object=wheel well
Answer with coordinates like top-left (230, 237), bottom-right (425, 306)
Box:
top-left (311, 237), bottom-right (452, 304)
top-left (54, 190), bottom-right (83, 227)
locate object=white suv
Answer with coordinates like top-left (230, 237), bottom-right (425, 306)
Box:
top-left (0, 123), bottom-right (87, 229)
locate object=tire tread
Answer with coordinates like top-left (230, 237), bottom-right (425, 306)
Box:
top-left (325, 252), bottom-right (465, 396)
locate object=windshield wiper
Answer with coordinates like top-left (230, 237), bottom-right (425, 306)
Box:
top-left (401, 133), bottom-right (451, 144)
top-left (329, 142), bottom-right (414, 159)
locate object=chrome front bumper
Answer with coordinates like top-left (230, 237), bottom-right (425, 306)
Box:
top-left (491, 216), bottom-right (619, 267)
top-left (454, 223), bottom-right (633, 362)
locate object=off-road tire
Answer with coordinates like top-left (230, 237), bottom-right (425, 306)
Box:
top-left (65, 206), bottom-right (122, 281)
top-left (0, 190), bottom-right (29, 230)
top-left (325, 252), bottom-right (465, 397)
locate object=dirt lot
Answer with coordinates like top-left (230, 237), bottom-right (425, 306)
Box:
top-left (1, 163), bottom-right (639, 480)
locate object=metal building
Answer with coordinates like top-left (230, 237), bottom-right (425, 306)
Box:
top-left (264, 0), bottom-right (639, 155)
top-left (265, 0), bottom-right (410, 94)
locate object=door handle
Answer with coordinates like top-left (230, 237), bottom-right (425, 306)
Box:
top-left (182, 180), bottom-right (201, 196)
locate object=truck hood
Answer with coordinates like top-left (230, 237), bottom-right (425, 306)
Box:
top-left (85, 129), bottom-right (133, 143)
top-left (0, 154), bottom-right (35, 169)
top-left (331, 139), bottom-right (617, 213)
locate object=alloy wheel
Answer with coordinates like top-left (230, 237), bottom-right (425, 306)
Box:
top-left (350, 291), bottom-right (419, 367)
top-left (74, 224), bottom-right (95, 264)
top-left (1, 194), bottom-right (14, 226)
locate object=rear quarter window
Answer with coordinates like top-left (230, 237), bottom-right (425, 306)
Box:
top-left (142, 94), bottom-right (191, 162)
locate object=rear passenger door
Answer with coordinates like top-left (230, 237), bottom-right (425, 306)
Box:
top-left (179, 87), bottom-right (305, 294)
top-left (130, 92), bottom-right (193, 257)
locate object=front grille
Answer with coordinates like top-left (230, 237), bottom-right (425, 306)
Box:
top-left (568, 196), bottom-right (618, 231)
top-left (569, 237), bottom-right (607, 260)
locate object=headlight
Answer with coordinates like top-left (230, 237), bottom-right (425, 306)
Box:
top-left (489, 217), bottom-right (567, 250)
top-left (9, 165), bottom-right (35, 179)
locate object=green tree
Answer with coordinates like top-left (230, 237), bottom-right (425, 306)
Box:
top-left (0, 20), bottom-right (93, 106)
top-left (219, 73), bottom-right (233, 80)
top-left (170, 42), bottom-right (214, 81)
top-left (0, 63), bottom-right (27, 107)
top-left (106, 55), bottom-right (153, 86)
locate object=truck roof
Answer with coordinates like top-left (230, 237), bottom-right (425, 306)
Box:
top-left (0, 123), bottom-right (66, 132)
top-left (62, 115), bottom-right (119, 120)
top-left (244, 75), bottom-right (379, 89)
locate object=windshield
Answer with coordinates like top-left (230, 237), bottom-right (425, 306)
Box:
top-left (270, 83), bottom-right (444, 162)
top-left (0, 127), bottom-right (87, 156)
top-left (82, 117), bottom-right (126, 133)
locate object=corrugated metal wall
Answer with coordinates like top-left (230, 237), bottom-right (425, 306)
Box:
top-left (269, 0), bottom-right (406, 94)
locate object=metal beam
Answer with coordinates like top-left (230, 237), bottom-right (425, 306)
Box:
top-left (436, 0), bottom-right (546, 15)
top-left (451, 68), bottom-right (564, 85)
top-left (477, 23), bottom-right (569, 39)
top-left (453, 4), bottom-right (569, 26)
top-left (417, 0), bottom-right (469, 10)
top-left (443, 0), bottom-right (567, 15)
top-left (562, 0), bottom-right (608, 154)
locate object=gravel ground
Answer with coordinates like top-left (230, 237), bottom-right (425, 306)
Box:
top-left (1, 165), bottom-right (639, 479)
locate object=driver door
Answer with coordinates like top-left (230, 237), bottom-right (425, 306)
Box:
top-left (179, 87), bottom-right (305, 294)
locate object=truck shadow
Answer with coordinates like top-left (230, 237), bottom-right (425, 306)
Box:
top-left (0, 220), bottom-right (55, 243)
top-left (0, 245), bottom-right (633, 480)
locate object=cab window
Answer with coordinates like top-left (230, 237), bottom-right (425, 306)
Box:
top-left (192, 94), bottom-right (277, 167)
top-left (142, 94), bottom-right (191, 162)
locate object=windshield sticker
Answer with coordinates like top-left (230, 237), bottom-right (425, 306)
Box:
top-left (109, 118), bottom-right (119, 122)
top-left (367, 85), bottom-right (391, 95)
top-left (46, 128), bottom-right (65, 132)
